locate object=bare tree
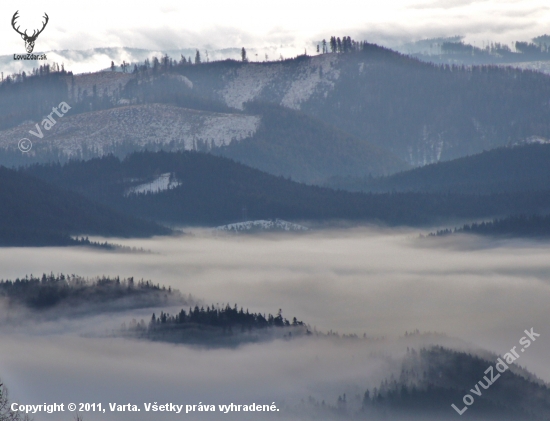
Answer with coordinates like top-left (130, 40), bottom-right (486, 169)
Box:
top-left (0, 382), bottom-right (31, 421)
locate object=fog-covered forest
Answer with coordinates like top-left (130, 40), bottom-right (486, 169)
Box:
top-left (0, 274), bottom-right (188, 315)
top-left (120, 305), bottom-right (308, 346)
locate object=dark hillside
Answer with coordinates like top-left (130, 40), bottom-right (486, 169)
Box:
top-left (0, 166), bottom-right (169, 246)
top-left (325, 143), bottom-right (550, 194)
top-left (23, 151), bottom-right (550, 226)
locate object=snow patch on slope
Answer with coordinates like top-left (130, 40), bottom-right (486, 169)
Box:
top-left (0, 104), bottom-right (260, 158)
top-left (220, 64), bottom-right (283, 110)
top-left (199, 114), bottom-right (258, 148)
top-left (216, 219), bottom-right (309, 233)
top-left (511, 135), bottom-right (550, 146)
top-left (281, 55), bottom-right (340, 110)
top-left (124, 173), bottom-right (181, 196)
top-left (219, 55), bottom-right (340, 110)
top-left (167, 74), bottom-right (193, 89)
top-left (499, 61), bottom-right (550, 75)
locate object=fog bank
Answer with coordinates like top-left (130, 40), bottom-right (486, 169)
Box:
top-left (0, 229), bottom-right (549, 419)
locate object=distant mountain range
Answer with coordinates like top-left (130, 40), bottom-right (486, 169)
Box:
top-left (397, 35), bottom-right (550, 71)
top-left (3, 42), bottom-right (550, 183)
top-left (6, 147), bottom-right (550, 245)
top-left (155, 44), bottom-right (550, 167)
top-left (4, 43), bottom-right (550, 239)
top-left (0, 47), bottom-right (249, 75)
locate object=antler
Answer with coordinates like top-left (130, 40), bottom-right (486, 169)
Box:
top-left (11, 11), bottom-right (49, 40)
top-left (29, 13), bottom-right (49, 39)
top-left (11, 10), bottom-right (27, 37)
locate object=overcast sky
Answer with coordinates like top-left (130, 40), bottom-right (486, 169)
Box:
top-left (1, 0), bottom-right (550, 59)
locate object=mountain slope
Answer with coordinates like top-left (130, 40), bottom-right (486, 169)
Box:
top-left (171, 45), bottom-right (550, 166)
top-left (0, 72), bottom-right (407, 182)
top-left (359, 346), bottom-right (550, 420)
top-left (215, 102), bottom-right (408, 183)
top-left (22, 151), bottom-right (550, 227)
top-left (324, 143), bottom-right (550, 194)
top-left (7, 44), bottom-right (550, 180)
top-left (0, 166), bottom-right (169, 246)
top-left (0, 103), bottom-right (259, 165)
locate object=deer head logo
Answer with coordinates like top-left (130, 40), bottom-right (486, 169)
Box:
top-left (11, 11), bottom-right (49, 54)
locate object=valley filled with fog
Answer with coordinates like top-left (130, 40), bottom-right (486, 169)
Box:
top-left (1, 228), bottom-right (549, 420)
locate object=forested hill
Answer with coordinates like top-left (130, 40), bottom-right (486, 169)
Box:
top-left (120, 305), bottom-right (308, 347)
top-left (0, 165), bottom-right (169, 246)
top-left (283, 344), bottom-right (550, 419)
top-left (213, 102), bottom-right (408, 183)
top-left (0, 64), bottom-right (407, 182)
top-left (0, 274), bottom-right (187, 313)
top-left (433, 214), bottom-right (550, 238)
top-left (357, 346), bottom-right (550, 420)
top-left (324, 143), bottom-right (550, 194)
top-left (21, 151), bottom-right (550, 226)
top-left (3, 43), bottom-right (550, 181)
top-left (167, 42), bottom-right (550, 166)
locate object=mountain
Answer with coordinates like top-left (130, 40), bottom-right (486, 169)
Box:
top-left (324, 143), bottom-right (550, 194)
top-left (5, 43), bottom-right (550, 182)
top-left (357, 346), bottom-right (550, 420)
top-left (168, 44), bottom-right (550, 166)
top-left (0, 103), bottom-right (259, 164)
top-left (0, 165), bottom-right (169, 246)
top-left (21, 151), bottom-right (550, 227)
top-left (0, 71), bottom-right (406, 182)
top-left (397, 35), bottom-right (550, 74)
top-left (214, 102), bottom-right (407, 183)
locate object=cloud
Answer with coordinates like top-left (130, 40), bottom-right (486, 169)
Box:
top-left (0, 229), bottom-right (549, 406)
top-left (1, 0), bottom-right (550, 73)
top-left (410, 0), bottom-right (480, 10)
top-left (0, 323), bottom-right (478, 421)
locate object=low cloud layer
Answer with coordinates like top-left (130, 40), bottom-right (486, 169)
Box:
top-left (0, 228), bottom-right (549, 421)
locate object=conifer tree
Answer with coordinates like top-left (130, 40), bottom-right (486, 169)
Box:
top-left (330, 36), bottom-right (336, 52)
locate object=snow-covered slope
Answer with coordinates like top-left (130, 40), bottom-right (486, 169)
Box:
top-left (220, 54), bottom-right (341, 110)
top-left (511, 135), bottom-right (550, 146)
top-left (216, 219), bottom-right (309, 233)
top-left (124, 173), bottom-right (181, 196)
top-left (0, 104), bottom-right (260, 159)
